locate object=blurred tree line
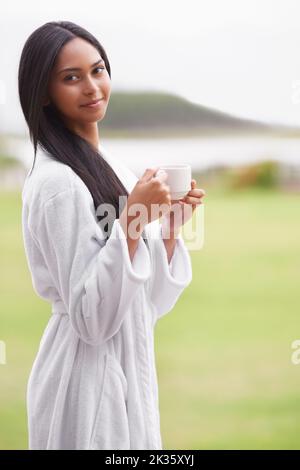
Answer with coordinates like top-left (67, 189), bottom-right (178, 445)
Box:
top-left (195, 160), bottom-right (300, 192)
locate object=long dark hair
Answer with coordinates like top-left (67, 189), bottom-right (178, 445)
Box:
top-left (18, 21), bottom-right (129, 237)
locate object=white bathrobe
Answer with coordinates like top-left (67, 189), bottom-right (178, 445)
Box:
top-left (21, 143), bottom-right (192, 450)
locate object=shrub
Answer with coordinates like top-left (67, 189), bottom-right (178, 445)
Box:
top-left (229, 160), bottom-right (279, 190)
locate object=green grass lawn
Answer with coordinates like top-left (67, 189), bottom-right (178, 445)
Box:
top-left (0, 187), bottom-right (300, 449)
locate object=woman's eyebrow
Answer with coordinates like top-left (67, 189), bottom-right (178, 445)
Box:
top-left (58, 59), bottom-right (104, 74)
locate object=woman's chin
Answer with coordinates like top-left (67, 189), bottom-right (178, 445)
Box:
top-left (80, 113), bottom-right (106, 124)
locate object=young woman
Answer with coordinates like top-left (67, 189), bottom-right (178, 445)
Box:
top-left (18, 21), bottom-right (205, 450)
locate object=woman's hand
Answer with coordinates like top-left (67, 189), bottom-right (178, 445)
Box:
top-left (119, 167), bottom-right (171, 238)
top-left (161, 179), bottom-right (206, 238)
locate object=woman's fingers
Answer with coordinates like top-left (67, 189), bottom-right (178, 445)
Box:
top-left (191, 179), bottom-right (197, 188)
top-left (182, 195), bottom-right (204, 205)
top-left (188, 179), bottom-right (205, 197)
top-left (140, 167), bottom-right (160, 183)
top-left (187, 188), bottom-right (206, 198)
top-left (180, 187), bottom-right (206, 203)
top-left (152, 169), bottom-right (168, 184)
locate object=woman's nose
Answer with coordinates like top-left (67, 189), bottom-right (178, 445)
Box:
top-left (83, 75), bottom-right (99, 94)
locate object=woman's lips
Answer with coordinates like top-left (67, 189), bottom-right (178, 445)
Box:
top-left (81, 99), bottom-right (103, 108)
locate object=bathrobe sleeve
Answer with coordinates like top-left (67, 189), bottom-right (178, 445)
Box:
top-left (149, 225), bottom-right (193, 321)
top-left (30, 186), bottom-right (152, 346)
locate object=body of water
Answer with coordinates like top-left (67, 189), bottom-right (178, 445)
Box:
top-left (5, 135), bottom-right (300, 178)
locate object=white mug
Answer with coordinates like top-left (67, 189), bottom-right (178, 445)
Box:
top-left (156, 165), bottom-right (191, 200)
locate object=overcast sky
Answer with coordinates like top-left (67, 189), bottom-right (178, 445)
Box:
top-left (1, 0), bottom-right (300, 134)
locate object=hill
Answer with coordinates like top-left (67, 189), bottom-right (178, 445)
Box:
top-left (100, 91), bottom-right (299, 138)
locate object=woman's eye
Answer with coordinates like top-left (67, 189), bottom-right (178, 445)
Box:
top-left (64, 67), bottom-right (104, 82)
top-left (64, 75), bottom-right (78, 81)
top-left (93, 67), bottom-right (105, 74)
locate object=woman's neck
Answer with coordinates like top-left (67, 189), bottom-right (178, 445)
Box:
top-left (68, 121), bottom-right (100, 150)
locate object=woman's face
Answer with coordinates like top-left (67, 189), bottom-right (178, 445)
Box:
top-left (46, 37), bottom-right (111, 130)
